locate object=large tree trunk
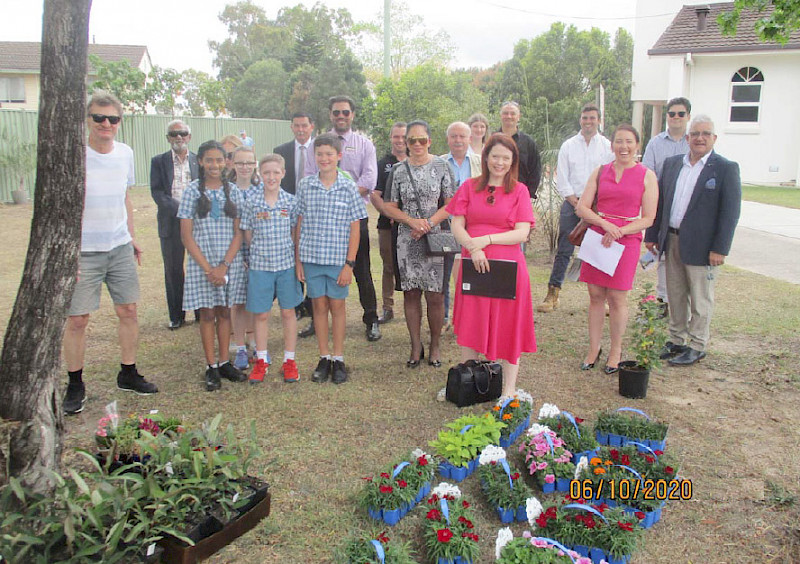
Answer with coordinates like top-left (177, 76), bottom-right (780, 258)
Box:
top-left (0, 0), bottom-right (92, 491)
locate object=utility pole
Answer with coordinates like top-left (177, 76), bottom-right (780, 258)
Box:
top-left (383, 0), bottom-right (391, 78)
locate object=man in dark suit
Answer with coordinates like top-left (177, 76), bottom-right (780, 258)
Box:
top-left (645, 115), bottom-right (741, 366)
top-left (274, 112), bottom-right (314, 195)
top-left (150, 119), bottom-right (199, 329)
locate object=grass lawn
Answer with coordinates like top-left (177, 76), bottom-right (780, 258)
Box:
top-left (742, 184), bottom-right (800, 209)
top-left (2, 188), bottom-right (800, 563)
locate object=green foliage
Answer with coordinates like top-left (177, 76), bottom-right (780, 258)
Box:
top-left (629, 283), bottom-right (668, 370)
top-left (718, 0), bottom-right (800, 43)
top-left (765, 479), bottom-right (798, 508)
top-left (422, 494), bottom-right (479, 562)
top-left (228, 59), bottom-right (289, 119)
top-left (497, 537), bottom-right (582, 564)
top-left (88, 54), bottom-right (148, 113)
top-left (429, 414), bottom-right (505, 467)
top-left (367, 64), bottom-right (489, 155)
top-left (478, 461), bottom-right (533, 510)
top-left (334, 529), bottom-right (417, 563)
top-left (0, 128), bottom-right (37, 193)
top-left (594, 410), bottom-right (669, 441)
top-left (539, 414), bottom-right (599, 454)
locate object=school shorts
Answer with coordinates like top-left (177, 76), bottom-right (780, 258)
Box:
top-left (302, 262), bottom-right (349, 300)
top-left (68, 243), bottom-right (140, 316)
top-left (246, 267), bottom-right (303, 313)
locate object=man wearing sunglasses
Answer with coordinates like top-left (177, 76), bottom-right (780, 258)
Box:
top-left (642, 97), bottom-right (692, 314)
top-left (62, 91), bottom-right (159, 415)
top-left (303, 95), bottom-right (381, 342)
top-left (150, 119), bottom-right (199, 330)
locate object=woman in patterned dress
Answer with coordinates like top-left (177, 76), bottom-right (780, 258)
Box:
top-left (383, 121), bottom-right (456, 368)
top-left (179, 140), bottom-right (248, 391)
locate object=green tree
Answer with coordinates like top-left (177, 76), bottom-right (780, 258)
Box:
top-left (88, 54), bottom-right (148, 113)
top-left (147, 65), bottom-right (184, 116)
top-left (228, 59), bottom-right (289, 118)
top-left (718, 0), bottom-right (800, 43)
top-left (181, 69), bottom-right (232, 116)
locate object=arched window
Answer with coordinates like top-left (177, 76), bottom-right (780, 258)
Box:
top-left (730, 66), bottom-right (763, 123)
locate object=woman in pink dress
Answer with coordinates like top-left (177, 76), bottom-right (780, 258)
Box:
top-left (576, 124), bottom-right (658, 374)
top-left (447, 134), bottom-right (536, 396)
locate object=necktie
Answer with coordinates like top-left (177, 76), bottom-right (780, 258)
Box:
top-left (297, 145), bottom-right (306, 190)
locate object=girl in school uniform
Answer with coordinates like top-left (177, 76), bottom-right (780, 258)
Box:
top-left (178, 140), bottom-right (249, 391)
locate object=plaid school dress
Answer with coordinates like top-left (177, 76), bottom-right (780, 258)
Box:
top-left (178, 181), bottom-right (246, 310)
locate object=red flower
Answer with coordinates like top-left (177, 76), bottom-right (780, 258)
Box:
top-left (618, 521), bottom-right (634, 532)
top-left (535, 515), bottom-right (549, 527)
top-left (664, 466), bottom-right (674, 474)
top-left (575, 417), bottom-right (585, 424)
top-left (490, 460), bottom-right (497, 465)
top-left (426, 509), bottom-right (442, 520)
top-left (461, 532), bottom-right (479, 541)
top-left (397, 479), bottom-right (408, 488)
top-left (462, 500), bottom-right (470, 508)
top-left (653, 450), bottom-right (664, 456)
top-left (428, 494), bottom-right (439, 504)
top-left (609, 449), bottom-right (620, 461)
top-left (380, 472), bottom-right (390, 479)
top-left (377, 532), bottom-right (390, 543)
top-left (437, 528), bottom-right (453, 543)
top-left (644, 455), bottom-right (655, 464)
top-left (361, 476), bottom-right (373, 482)
top-left (379, 485), bottom-right (393, 494)
top-left (458, 516), bottom-right (474, 528)
top-left (511, 472), bottom-right (520, 480)
top-left (620, 454), bottom-right (631, 466)
top-left (417, 456), bottom-right (429, 466)
top-left (634, 511), bottom-right (646, 520)
top-left (557, 423), bottom-right (562, 430)
top-left (544, 507), bottom-right (558, 519)
top-left (583, 516), bottom-right (597, 529)
top-left (594, 503), bottom-right (609, 513)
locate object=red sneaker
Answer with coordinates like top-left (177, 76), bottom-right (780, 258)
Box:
top-left (249, 359), bottom-right (268, 384)
top-left (282, 359), bottom-right (299, 383)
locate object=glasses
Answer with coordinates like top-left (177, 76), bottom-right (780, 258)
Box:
top-left (689, 131), bottom-right (714, 138)
top-left (331, 109), bottom-right (352, 117)
top-left (234, 161), bottom-right (256, 167)
top-left (668, 111), bottom-right (687, 118)
top-left (407, 136), bottom-right (428, 146)
top-left (168, 130), bottom-right (189, 138)
top-left (486, 186), bottom-right (496, 206)
top-left (90, 114), bottom-right (121, 124)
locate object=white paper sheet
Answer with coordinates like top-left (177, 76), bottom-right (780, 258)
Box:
top-left (577, 228), bottom-right (624, 276)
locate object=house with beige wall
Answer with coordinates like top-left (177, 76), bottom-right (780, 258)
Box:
top-left (631, 1), bottom-right (800, 185)
top-left (0, 41), bottom-right (151, 111)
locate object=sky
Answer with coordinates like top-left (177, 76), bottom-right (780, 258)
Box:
top-left (2, 0), bottom-right (638, 74)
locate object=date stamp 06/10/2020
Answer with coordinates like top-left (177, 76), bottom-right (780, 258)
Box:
top-left (569, 479), bottom-right (693, 502)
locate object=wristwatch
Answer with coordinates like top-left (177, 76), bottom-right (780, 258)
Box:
top-left (345, 259), bottom-right (356, 268)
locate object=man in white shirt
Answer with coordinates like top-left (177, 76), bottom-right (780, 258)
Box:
top-left (538, 104), bottom-right (613, 313)
top-left (62, 91), bottom-right (158, 415)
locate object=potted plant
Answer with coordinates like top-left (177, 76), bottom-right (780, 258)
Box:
top-left (334, 530), bottom-right (417, 563)
top-left (619, 283), bottom-right (668, 399)
top-left (359, 463), bottom-right (418, 526)
top-left (520, 427), bottom-right (575, 493)
top-left (430, 414), bottom-right (505, 482)
top-left (423, 483), bottom-right (480, 564)
top-left (491, 390), bottom-right (534, 448)
top-left (477, 445), bottom-right (535, 523)
top-left (538, 409), bottom-right (599, 464)
top-left (495, 528), bottom-right (605, 564)
top-left (593, 408), bottom-right (669, 451)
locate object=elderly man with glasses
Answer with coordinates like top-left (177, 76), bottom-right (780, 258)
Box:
top-left (150, 119), bottom-right (199, 330)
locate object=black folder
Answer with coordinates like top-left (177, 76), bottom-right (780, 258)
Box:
top-left (461, 259), bottom-right (517, 299)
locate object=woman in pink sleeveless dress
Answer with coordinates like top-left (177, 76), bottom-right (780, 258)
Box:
top-left (447, 134), bottom-right (536, 396)
top-left (576, 125), bottom-right (658, 374)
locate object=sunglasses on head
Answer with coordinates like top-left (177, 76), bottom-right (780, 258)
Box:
top-left (168, 130), bottom-right (189, 138)
top-left (667, 111), bottom-right (687, 118)
top-left (486, 186), bottom-right (496, 206)
top-left (407, 136), bottom-right (428, 146)
top-left (90, 113), bottom-right (121, 124)
top-left (331, 109), bottom-right (351, 117)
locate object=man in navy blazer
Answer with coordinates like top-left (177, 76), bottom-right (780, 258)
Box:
top-left (150, 119), bottom-right (199, 329)
top-left (645, 115), bottom-right (741, 366)
top-left (273, 112), bottom-right (314, 195)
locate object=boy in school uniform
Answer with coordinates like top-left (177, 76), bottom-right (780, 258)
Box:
top-left (295, 134), bottom-right (367, 384)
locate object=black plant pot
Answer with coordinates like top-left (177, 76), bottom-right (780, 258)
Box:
top-left (618, 361), bottom-right (650, 399)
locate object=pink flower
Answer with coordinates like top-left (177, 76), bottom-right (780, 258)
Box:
top-left (642, 294), bottom-right (657, 303)
top-left (577, 558), bottom-right (594, 564)
top-left (544, 474), bottom-right (556, 484)
top-left (537, 461), bottom-right (549, 471)
top-left (531, 538), bottom-right (549, 548)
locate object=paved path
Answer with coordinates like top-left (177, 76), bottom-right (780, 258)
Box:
top-left (727, 201), bottom-right (800, 284)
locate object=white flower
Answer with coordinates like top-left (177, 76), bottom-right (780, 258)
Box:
top-left (495, 527), bottom-right (514, 559)
top-left (526, 423), bottom-right (552, 437)
top-left (479, 445), bottom-right (507, 466)
top-left (574, 456), bottom-right (589, 480)
top-left (526, 497), bottom-right (543, 527)
top-left (538, 402), bottom-right (560, 419)
top-left (411, 448), bottom-right (432, 463)
top-left (432, 482), bottom-right (462, 499)
top-left (515, 389), bottom-right (533, 404)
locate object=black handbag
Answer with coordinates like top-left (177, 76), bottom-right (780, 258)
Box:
top-left (445, 360), bottom-right (503, 407)
top-left (404, 161), bottom-right (459, 256)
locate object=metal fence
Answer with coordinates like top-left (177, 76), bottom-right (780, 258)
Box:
top-left (0, 110), bottom-right (292, 202)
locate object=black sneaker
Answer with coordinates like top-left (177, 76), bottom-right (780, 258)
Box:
top-left (311, 358), bottom-right (331, 383)
top-left (63, 382), bottom-right (86, 415)
top-left (117, 370), bottom-right (159, 395)
top-left (205, 367), bottom-right (222, 391)
top-left (332, 360), bottom-right (348, 384)
top-left (218, 361), bottom-right (247, 382)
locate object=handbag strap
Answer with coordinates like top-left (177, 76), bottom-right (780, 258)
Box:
top-left (404, 160), bottom-right (450, 231)
top-left (473, 364), bottom-right (490, 394)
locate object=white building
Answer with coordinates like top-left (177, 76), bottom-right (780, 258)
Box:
top-left (631, 1), bottom-right (800, 185)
